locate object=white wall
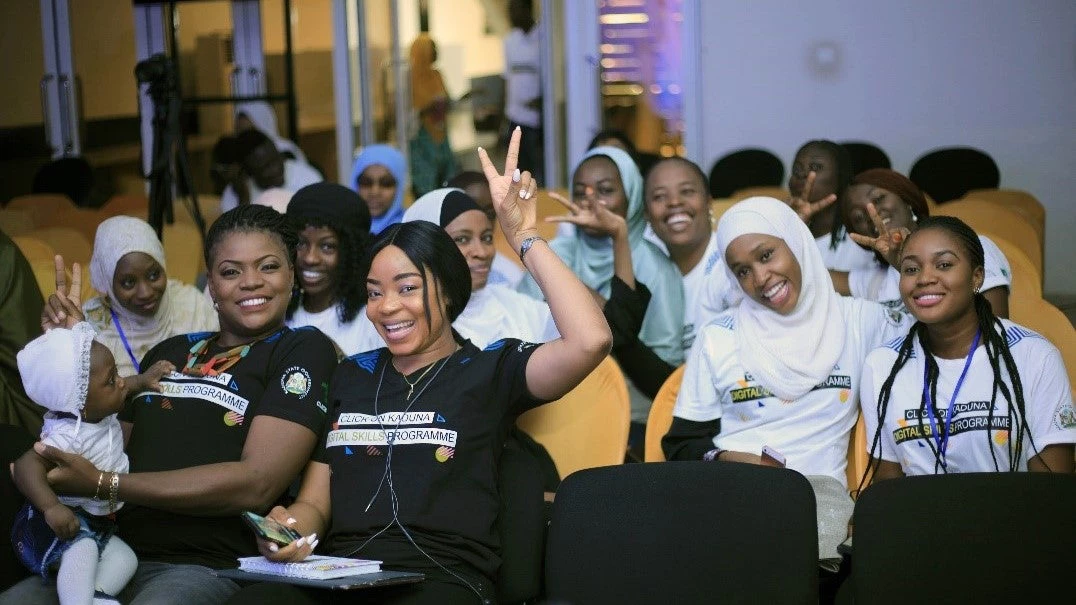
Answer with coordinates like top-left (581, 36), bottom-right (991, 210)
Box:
top-left (696, 0), bottom-right (1076, 296)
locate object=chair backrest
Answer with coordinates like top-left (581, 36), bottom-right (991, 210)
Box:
top-left (840, 141), bottom-right (891, 174)
top-left (645, 365), bottom-right (684, 462)
top-left (935, 199), bottom-right (1042, 280)
top-left (851, 473), bottom-right (1076, 604)
top-left (545, 462), bottom-right (819, 605)
top-left (495, 447), bottom-right (545, 604)
top-left (708, 148), bottom-right (785, 199)
top-left (516, 356), bottom-right (630, 479)
top-left (27, 227), bottom-right (93, 267)
top-left (0, 208), bottom-right (35, 236)
top-left (33, 207), bottom-right (105, 243)
top-left (100, 194), bottom-right (149, 219)
top-left (963, 188), bottom-right (1044, 234)
top-left (12, 236), bottom-right (55, 264)
top-left (729, 185), bottom-right (789, 203)
top-left (989, 236), bottom-right (1042, 301)
top-left (847, 413), bottom-right (869, 491)
top-left (162, 222), bottom-right (205, 285)
top-left (4, 194), bottom-right (76, 218)
top-left (28, 259), bottom-right (95, 304)
top-left (909, 146), bottom-right (999, 203)
top-left (1008, 297), bottom-right (1076, 398)
top-left (710, 199), bottom-right (737, 225)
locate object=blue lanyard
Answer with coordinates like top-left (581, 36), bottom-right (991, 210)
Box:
top-left (922, 329), bottom-right (981, 467)
top-left (110, 307), bottom-right (141, 373)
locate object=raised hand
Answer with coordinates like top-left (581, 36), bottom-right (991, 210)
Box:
top-left (478, 127), bottom-right (539, 249)
top-left (788, 171), bottom-right (837, 224)
top-left (847, 202), bottom-right (910, 269)
top-left (546, 190), bottom-right (627, 240)
top-left (40, 255), bottom-right (86, 332)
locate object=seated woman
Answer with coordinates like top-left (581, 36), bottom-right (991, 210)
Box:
top-left (860, 216), bottom-right (1073, 482)
top-left (234, 101), bottom-right (307, 163)
top-left (84, 216), bottom-right (218, 378)
top-left (519, 146), bottom-right (684, 420)
top-left (221, 130), bottom-right (323, 212)
top-left (789, 140), bottom-right (876, 272)
top-left (663, 197), bottom-right (910, 488)
top-left (829, 168), bottom-right (1011, 318)
top-left (285, 183), bottom-right (372, 356)
top-left (643, 156), bottom-right (730, 350)
top-left (225, 139), bottom-right (611, 604)
top-left (401, 187), bottom-right (558, 348)
top-left (349, 144), bottom-right (408, 235)
top-left (2, 205), bottom-right (339, 604)
top-left (446, 170), bottom-right (524, 288)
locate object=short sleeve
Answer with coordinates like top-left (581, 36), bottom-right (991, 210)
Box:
top-left (859, 352), bottom-right (899, 463)
top-left (40, 421), bottom-right (79, 455)
top-left (979, 236), bottom-right (1012, 292)
top-left (848, 265), bottom-right (887, 299)
top-left (255, 328), bottom-right (339, 435)
top-left (854, 298), bottom-right (912, 354)
top-left (489, 338), bottom-right (545, 416)
top-left (1021, 340), bottom-right (1076, 453)
top-left (697, 270), bottom-right (735, 330)
top-left (673, 324), bottom-right (729, 423)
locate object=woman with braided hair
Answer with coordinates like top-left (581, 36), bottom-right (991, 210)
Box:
top-left (859, 216), bottom-right (1074, 483)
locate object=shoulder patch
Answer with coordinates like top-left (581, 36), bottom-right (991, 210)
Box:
top-left (883, 335), bottom-right (911, 354)
top-left (714, 314), bottom-right (735, 331)
top-left (703, 248), bottom-right (723, 276)
top-left (348, 349), bottom-right (382, 373)
top-left (264, 328), bottom-right (288, 344)
top-left (1004, 325), bottom-right (1044, 348)
top-left (483, 339), bottom-right (508, 351)
top-left (186, 331), bottom-right (215, 343)
top-left (292, 325), bottom-right (318, 333)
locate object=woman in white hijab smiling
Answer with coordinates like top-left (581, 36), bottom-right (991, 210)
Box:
top-left (664, 197), bottom-right (910, 488)
top-left (83, 216), bottom-right (218, 377)
top-left (399, 187), bottom-right (559, 348)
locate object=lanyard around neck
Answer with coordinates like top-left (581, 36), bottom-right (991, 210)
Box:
top-left (922, 329), bottom-right (981, 467)
top-left (110, 307), bottom-right (141, 373)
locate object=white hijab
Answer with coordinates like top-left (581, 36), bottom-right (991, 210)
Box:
top-left (715, 197), bottom-right (846, 400)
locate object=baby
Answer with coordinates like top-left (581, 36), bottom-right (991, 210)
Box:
top-left (11, 322), bottom-right (171, 605)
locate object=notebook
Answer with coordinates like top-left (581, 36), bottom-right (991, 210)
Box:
top-left (217, 568), bottom-right (425, 591)
top-left (237, 555), bottom-right (381, 580)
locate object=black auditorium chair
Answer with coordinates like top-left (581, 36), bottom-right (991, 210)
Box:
top-left (0, 425), bottom-right (35, 591)
top-left (545, 462), bottom-right (819, 605)
top-left (909, 146), bottom-right (999, 203)
top-left (495, 447), bottom-right (546, 604)
top-left (846, 472), bottom-right (1076, 605)
top-left (708, 148), bottom-right (785, 199)
top-left (841, 141), bottom-right (891, 174)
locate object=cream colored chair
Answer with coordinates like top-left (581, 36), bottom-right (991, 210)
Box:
top-left (0, 208), bottom-right (35, 236)
top-left (937, 200), bottom-right (1042, 282)
top-left (1009, 297), bottom-right (1076, 399)
top-left (517, 357), bottom-right (630, 479)
top-left (962, 189), bottom-right (1044, 240)
top-left (27, 227), bottom-right (93, 267)
top-left (6, 194), bottom-right (76, 225)
top-left (162, 222), bottom-right (205, 285)
top-left (729, 186), bottom-right (789, 202)
top-left (644, 365), bottom-right (684, 462)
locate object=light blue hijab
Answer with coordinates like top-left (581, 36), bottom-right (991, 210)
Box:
top-left (349, 145), bottom-right (407, 234)
top-left (518, 146), bottom-right (685, 366)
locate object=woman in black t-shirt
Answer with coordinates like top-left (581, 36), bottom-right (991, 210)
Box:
top-left (7, 205), bottom-right (338, 605)
top-left (228, 130), bottom-right (613, 605)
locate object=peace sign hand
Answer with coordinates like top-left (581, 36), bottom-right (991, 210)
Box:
top-left (788, 171), bottom-right (837, 224)
top-left (545, 190), bottom-right (627, 240)
top-left (847, 202), bottom-right (911, 269)
top-left (478, 126), bottom-right (539, 249)
top-left (40, 254), bottom-right (86, 331)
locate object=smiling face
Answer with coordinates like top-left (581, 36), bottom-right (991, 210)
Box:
top-left (295, 225), bottom-right (340, 311)
top-left (365, 245), bottom-right (454, 359)
top-left (725, 233), bottom-right (802, 315)
top-left (444, 209), bottom-right (495, 291)
top-left (789, 145), bottom-right (838, 201)
top-left (898, 227), bottom-right (984, 325)
top-left (112, 252), bottom-right (168, 317)
top-left (645, 160), bottom-right (711, 253)
top-left (357, 164), bottom-right (398, 219)
top-left (573, 156), bottom-right (628, 236)
top-left (83, 342), bottom-right (127, 421)
top-left (842, 183), bottom-right (917, 237)
top-left (207, 230), bottom-right (294, 344)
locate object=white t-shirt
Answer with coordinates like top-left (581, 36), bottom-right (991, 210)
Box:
top-left (350, 284), bottom-right (560, 354)
top-left (287, 304), bottom-right (368, 357)
top-left (41, 414), bottom-right (128, 516)
top-left (848, 235), bottom-right (1012, 314)
top-left (675, 296), bottom-right (911, 486)
top-left (861, 320), bottom-right (1075, 475)
top-left (816, 227), bottom-right (877, 272)
top-left (220, 160), bottom-right (324, 212)
top-left (488, 253), bottom-right (525, 288)
top-left (503, 23), bottom-right (543, 128)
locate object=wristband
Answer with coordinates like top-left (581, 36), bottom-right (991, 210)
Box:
top-left (518, 235), bottom-right (545, 264)
top-left (93, 472), bottom-right (105, 500)
top-left (703, 448), bottom-right (725, 462)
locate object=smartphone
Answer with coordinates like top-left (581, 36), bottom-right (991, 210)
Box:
top-left (761, 445), bottom-right (787, 468)
top-left (241, 511), bottom-right (302, 546)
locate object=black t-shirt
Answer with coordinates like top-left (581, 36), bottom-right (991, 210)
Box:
top-left (118, 326), bottom-right (338, 568)
top-left (319, 337), bottom-right (543, 581)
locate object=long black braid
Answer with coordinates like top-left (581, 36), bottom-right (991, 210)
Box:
top-left (860, 216), bottom-right (1043, 490)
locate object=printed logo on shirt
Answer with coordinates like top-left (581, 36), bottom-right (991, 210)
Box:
top-left (892, 415), bottom-right (1011, 445)
top-left (223, 411), bottom-right (245, 427)
top-left (349, 350), bottom-right (382, 374)
top-left (337, 411), bottom-right (437, 426)
top-left (165, 370), bottom-right (234, 388)
top-left (281, 366), bottom-right (311, 397)
top-left (1054, 403), bottom-right (1076, 431)
top-left (329, 410), bottom-right (458, 462)
top-left (903, 401), bottom-right (995, 421)
top-left (325, 427), bottom-right (458, 448)
top-left (141, 380), bottom-right (249, 415)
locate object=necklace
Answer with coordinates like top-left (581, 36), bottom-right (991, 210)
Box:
top-left (182, 332), bottom-right (278, 377)
top-left (397, 362), bottom-right (438, 400)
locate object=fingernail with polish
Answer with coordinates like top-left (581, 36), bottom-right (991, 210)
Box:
top-left (307, 533), bottom-right (318, 542)
top-left (286, 518), bottom-right (297, 525)
top-left (295, 537), bottom-right (306, 547)
top-left (269, 543), bottom-right (278, 552)
top-left (512, 169), bottom-right (521, 182)
top-left (310, 539), bottom-right (320, 550)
